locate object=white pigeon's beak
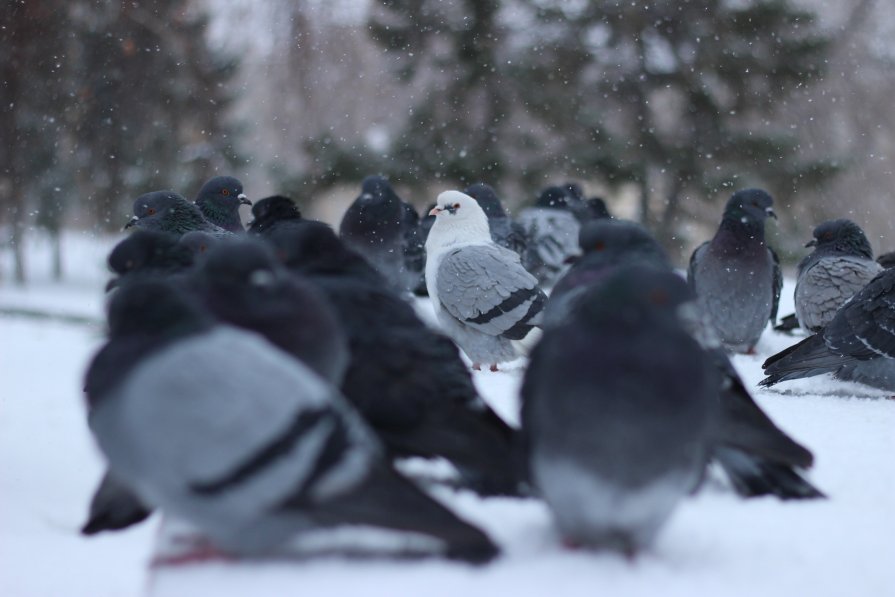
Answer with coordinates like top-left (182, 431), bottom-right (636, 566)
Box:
top-left (429, 206), bottom-right (443, 216)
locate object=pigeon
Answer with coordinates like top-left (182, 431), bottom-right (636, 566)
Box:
top-left (84, 279), bottom-right (499, 563)
top-left (125, 191), bottom-right (229, 237)
top-left (340, 176), bottom-right (414, 294)
top-left (585, 196), bottom-right (611, 219)
top-left (194, 176), bottom-right (251, 233)
top-left (193, 238), bottom-right (350, 385)
top-left (877, 251), bottom-right (895, 269)
top-left (521, 267), bottom-right (717, 554)
top-left (790, 219), bottom-right (882, 332)
top-left (688, 188), bottom-right (781, 353)
top-left (542, 219), bottom-right (671, 328)
top-left (401, 202), bottom-right (427, 295)
top-left (762, 267), bottom-right (895, 392)
top-left (426, 190), bottom-right (547, 371)
top-left (177, 230), bottom-right (219, 258)
top-left (267, 223), bottom-right (525, 495)
top-left (105, 230), bottom-right (197, 291)
top-left (561, 181), bottom-right (592, 221)
top-left (542, 220), bottom-right (821, 499)
top-left (517, 186), bottom-right (582, 288)
top-left (247, 195), bottom-right (303, 236)
top-left (463, 183), bottom-right (529, 259)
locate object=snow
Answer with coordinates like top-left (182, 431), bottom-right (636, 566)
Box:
top-left (2, 231), bottom-right (894, 597)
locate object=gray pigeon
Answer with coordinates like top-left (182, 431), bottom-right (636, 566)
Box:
top-left (521, 267), bottom-right (717, 554)
top-left (194, 176), bottom-right (251, 233)
top-left (426, 190), bottom-right (547, 370)
top-left (516, 186), bottom-right (582, 288)
top-left (463, 183), bottom-right (528, 260)
top-left (340, 176), bottom-right (415, 294)
top-left (544, 220), bottom-right (821, 499)
top-left (792, 219), bottom-right (882, 332)
top-left (762, 267), bottom-right (895, 392)
top-left (688, 188), bottom-right (781, 353)
top-left (125, 191), bottom-right (229, 237)
top-left (84, 279), bottom-right (498, 563)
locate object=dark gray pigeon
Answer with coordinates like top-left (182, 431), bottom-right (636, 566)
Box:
top-left (688, 188), bottom-right (781, 353)
top-left (340, 176), bottom-right (414, 294)
top-left (517, 186), bottom-right (582, 288)
top-left (791, 219), bottom-right (882, 332)
top-left (247, 195), bottom-right (303, 237)
top-left (84, 279), bottom-right (498, 563)
top-left (267, 222), bottom-right (525, 496)
top-left (125, 191), bottom-right (228, 237)
top-left (762, 267), bottom-right (895, 391)
top-left (426, 191), bottom-right (546, 371)
top-left (585, 196), bottom-right (611, 219)
top-left (400, 201), bottom-right (426, 295)
top-left (192, 238), bottom-right (350, 385)
top-left (521, 267), bottom-right (717, 553)
top-left (877, 251), bottom-right (895, 269)
top-left (543, 219), bottom-right (671, 328)
top-left (194, 176), bottom-right (251, 233)
top-left (543, 219), bottom-right (821, 499)
top-left (105, 230), bottom-right (197, 292)
top-left (177, 230), bottom-right (219, 258)
top-left (464, 183), bottom-right (528, 260)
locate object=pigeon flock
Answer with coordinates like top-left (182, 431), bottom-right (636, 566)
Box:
top-left (79, 174), bottom-right (889, 569)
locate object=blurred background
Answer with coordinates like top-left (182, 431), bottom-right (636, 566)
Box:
top-left (2, 0), bottom-right (894, 284)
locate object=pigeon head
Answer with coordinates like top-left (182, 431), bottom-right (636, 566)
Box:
top-left (360, 175), bottom-right (399, 203)
top-left (178, 231), bottom-right (219, 258)
top-left (806, 219), bottom-right (873, 258)
top-left (196, 176), bottom-right (250, 209)
top-left (586, 197), bottom-right (611, 219)
top-left (248, 195), bottom-right (302, 234)
top-left (126, 191), bottom-right (214, 235)
top-left (194, 176), bottom-right (250, 232)
top-left (198, 239), bottom-right (282, 292)
top-left (723, 189), bottom-right (777, 225)
top-left (563, 182), bottom-right (585, 202)
top-left (464, 183), bottom-right (507, 219)
top-left (106, 278), bottom-right (212, 340)
top-left (535, 186), bottom-right (571, 210)
top-left (574, 266), bottom-right (695, 326)
top-left (106, 230), bottom-right (194, 291)
top-left (427, 190), bottom-right (491, 242)
top-left (577, 219), bottom-right (670, 268)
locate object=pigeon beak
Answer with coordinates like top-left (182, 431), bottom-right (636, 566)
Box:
top-left (805, 239), bottom-right (817, 248)
top-left (124, 217), bottom-right (138, 230)
top-left (105, 277), bottom-right (120, 292)
top-left (766, 208), bottom-right (778, 220)
top-left (429, 206), bottom-right (442, 216)
top-left (238, 194), bottom-right (252, 206)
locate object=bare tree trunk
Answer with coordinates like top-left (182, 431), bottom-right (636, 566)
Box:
top-left (52, 231), bottom-right (63, 281)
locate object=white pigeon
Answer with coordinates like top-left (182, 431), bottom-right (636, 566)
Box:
top-left (425, 190), bottom-right (546, 371)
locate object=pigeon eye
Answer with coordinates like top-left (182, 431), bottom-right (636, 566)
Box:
top-left (222, 189), bottom-right (230, 196)
top-left (594, 241), bottom-right (606, 251)
top-left (146, 207), bottom-right (156, 216)
top-left (649, 289), bottom-right (669, 305)
top-left (453, 203), bottom-right (460, 209)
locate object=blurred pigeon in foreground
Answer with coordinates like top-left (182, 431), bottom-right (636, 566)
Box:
top-left (84, 280), bottom-right (498, 563)
top-left (762, 268), bottom-right (895, 392)
top-left (517, 186), bottom-right (582, 288)
top-left (426, 190), bottom-right (546, 371)
top-left (688, 189), bottom-right (781, 353)
top-left (790, 220), bottom-right (881, 332)
top-left (194, 176), bottom-right (251, 233)
top-left (464, 183), bottom-right (528, 259)
top-left (177, 230), bottom-right (219, 258)
top-left (125, 191), bottom-right (229, 237)
top-left (521, 268), bottom-right (717, 554)
top-left (193, 238), bottom-right (350, 385)
top-left (401, 202), bottom-right (427, 295)
top-left (543, 219), bottom-right (821, 499)
top-left (876, 251), bottom-right (895, 269)
top-left (340, 176), bottom-right (415, 294)
top-left (247, 195), bottom-right (303, 236)
top-left (268, 223), bottom-right (525, 495)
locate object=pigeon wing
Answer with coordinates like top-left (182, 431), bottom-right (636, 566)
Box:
top-left (436, 243), bottom-right (546, 340)
top-left (824, 269), bottom-right (895, 359)
top-left (769, 246), bottom-right (783, 324)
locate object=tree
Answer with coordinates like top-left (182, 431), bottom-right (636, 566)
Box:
top-left (515, 0), bottom-right (837, 254)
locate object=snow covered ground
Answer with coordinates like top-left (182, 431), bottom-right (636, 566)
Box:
top-left (1, 231), bottom-right (894, 597)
